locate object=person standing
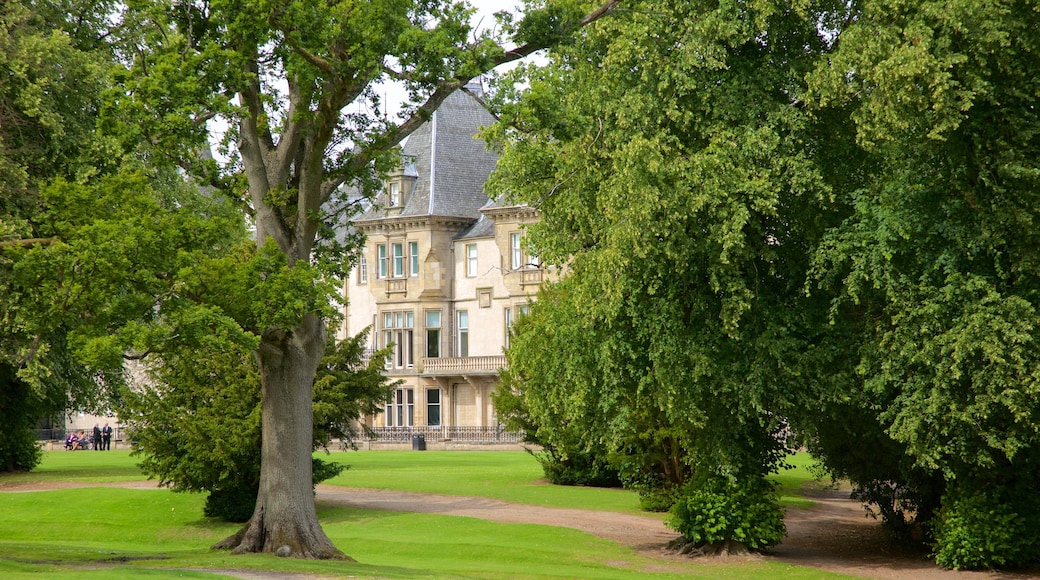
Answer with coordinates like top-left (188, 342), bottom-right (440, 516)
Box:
top-left (101, 423), bottom-right (112, 451)
top-left (92, 424), bottom-right (102, 451)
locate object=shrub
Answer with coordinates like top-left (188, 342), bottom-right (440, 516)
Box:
top-left (637, 484), bottom-right (681, 512)
top-left (932, 487), bottom-right (1040, 570)
top-left (533, 446), bottom-right (622, 487)
top-left (205, 481), bottom-right (257, 522)
top-left (204, 457), bottom-right (347, 522)
top-left (667, 477), bottom-right (786, 552)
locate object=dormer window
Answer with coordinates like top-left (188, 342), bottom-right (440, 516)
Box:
top-left (388, 182), bottom-right (401, 207)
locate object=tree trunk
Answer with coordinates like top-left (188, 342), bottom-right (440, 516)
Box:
top-left (214, 313), bottom-right (349, 560)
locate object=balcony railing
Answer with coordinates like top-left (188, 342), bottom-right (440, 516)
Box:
top-left (520, 269), bottom-right (543, 286)
top-left (369, 425), bottom-right (522, 444)
top-left (421, 355), bottom-right (506, 375)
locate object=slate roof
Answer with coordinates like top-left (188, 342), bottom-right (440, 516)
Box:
top-left (455, 204), bottom-right (498, 240)
top-left (356, 86), bottom-right (499, 223)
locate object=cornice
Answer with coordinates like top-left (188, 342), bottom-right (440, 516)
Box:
top-left (480, 204), bottom-right (540, 220)
top-left (353, 214), bottom-right (477, 234)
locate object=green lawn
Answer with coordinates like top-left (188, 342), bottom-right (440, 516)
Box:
top-left (324, 449), bottom-right (647, 513)
top-left (0, 450), bottom-right (845, 579)
top-left (324, 449), bottom-right (823, 511)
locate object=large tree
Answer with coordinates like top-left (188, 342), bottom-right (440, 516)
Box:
top-left (490, 0), bottom-right (1040, 568)
top-left (805, 0), bottom-right (1040, 568)
top-left (0, 0), bottom-right (137, 471)
top-left (488, 0), bottom-right (846, 552)
top-left (105, 0), bottom-right (621, 559)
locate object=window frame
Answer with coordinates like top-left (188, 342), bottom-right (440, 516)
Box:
top-left (376, 244), bottom-right (388, 279)
top-left (381, 310), bottom-right (414, 369)
top-left (426, 388), bottom-right (441, 427)
top-left (504, 307), bottom-right (512, 348)
top-left (392, 242), bottom-right (404, 278)
top-left (457, 309), bottom-right (469, 357)
top-left (358, 253), bottom-right (368, 285)
top-left (510, 232), bottom-right (522, 270)
top-left (425, 310), bottom-right (441, 358)
top-left (385, 388), bottom-right (414, 427)
top-left (465, 243), bottom-right (477, 277)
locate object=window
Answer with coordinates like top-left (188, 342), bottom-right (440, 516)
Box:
top-left (505, 304), bottom-right (528, 347)
top-left (392, 242), bottom-right (404, 278)
top-left (358, 253), bottom-right (368, 285)
top-left (389, 182), bottom-right (401, 207)
top-left (504, 307), bottom-right (511, 347)
top-left (377, 244), bottom-right (388, 279)
top-left (409, 241), bottom-right (419, 277)
top-left (457, 310), bottom-right (469, 357)
top-left (427, 388), bottom-right (441, 426)
top-left (510, 232), bottom-right (522, 270)
top-left (382, 310), bottom-right (414, 368)
top-left (511, 232), bottom-right (539, 269)
top-left (465, 243), bottom-right (477, 277)
top-left (425, 310), bottom-right (441, 358)
top-left (385, 388), bottom-right (414, 427)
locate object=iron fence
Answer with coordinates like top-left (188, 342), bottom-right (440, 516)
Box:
top-left (369, 426), bottom-right (522, 444)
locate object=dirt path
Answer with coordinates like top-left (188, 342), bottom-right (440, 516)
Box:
top-left (314, 485), bottom-right (1026, 580)
top-left (3, 479), bottom-right (1037, 579)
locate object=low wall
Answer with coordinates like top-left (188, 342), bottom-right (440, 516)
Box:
top-left (39, 440), bottom-right (132, 451)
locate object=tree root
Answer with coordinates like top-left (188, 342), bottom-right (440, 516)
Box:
top-left (667, 537), bottom-right (751, 557)
top-left (213, 509), bottom-right (352, 561)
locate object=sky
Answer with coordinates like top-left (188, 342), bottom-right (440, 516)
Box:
top-left (208, 0), bottom-right (535, 160)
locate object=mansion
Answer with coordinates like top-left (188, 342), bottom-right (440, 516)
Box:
top-left (341, 86), bottom-right (550, 443)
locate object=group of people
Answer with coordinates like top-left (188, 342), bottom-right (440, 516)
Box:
top-left (64, 423), bottom-right (113, 451)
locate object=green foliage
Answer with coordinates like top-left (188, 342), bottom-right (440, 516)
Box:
top-left (636, 484), bottom-right (681, 513)
top-left (0, 1), bottom-right (131, 467)
top-left (932, 485), bottom-right (1040, 570)
top-left (667, 477), bottom-right (786, 552)
top-left (529, 446), bottom-right (621, 488)
top-left (489, 0), bottom-right (1040, 566)
top-left (492, 0), bottom-right (833, 545)
top-left (313, 331), bottom-right (400, 450)
top-left (801, 0), bottom-right (1040, 562)
top-left (0, 365), bottom-right (42, 472)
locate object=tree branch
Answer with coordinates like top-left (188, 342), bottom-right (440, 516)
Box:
top-left (494, 0), bottom-right (622, 66)
top-left (285, 38), bottom-right (334, 74)
top-left (318, 0), bottom-right (623, 207)
top-left (0, 237), bottom-right (58, 248)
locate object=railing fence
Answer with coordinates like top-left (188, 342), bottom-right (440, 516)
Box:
top-left (368, 425), bottom-right (522, 444)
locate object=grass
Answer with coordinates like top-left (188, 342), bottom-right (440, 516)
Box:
top-left (0, 449), bottom-right (147, 484)
top-left (324, 449), bottom-right (824, 511)
top-left (0, 450), bottom-right (846, 579)
top-left (324, 449), bottom-right (645, 513)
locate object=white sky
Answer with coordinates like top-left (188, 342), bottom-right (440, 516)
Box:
top-left (209, 0), bottom-right (533, 160)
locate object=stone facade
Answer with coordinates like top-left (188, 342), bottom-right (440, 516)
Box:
top-left (341, 87), bottom-right (550, 435)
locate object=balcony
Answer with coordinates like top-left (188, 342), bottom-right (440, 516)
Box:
top-left (520, 268), bottom-right (543, 286)
top-left (386, 279), bottom-right (407, 295)
top-left (420, 355), bottom-right (506, 376)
